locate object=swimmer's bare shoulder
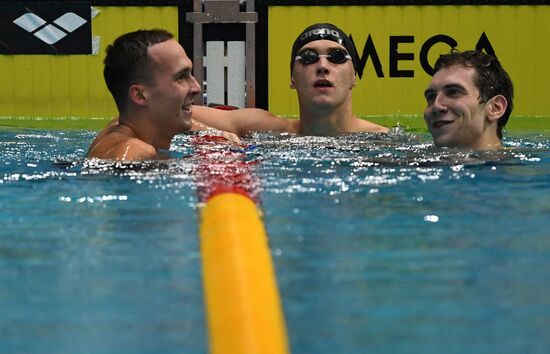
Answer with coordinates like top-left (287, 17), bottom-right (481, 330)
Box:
top-left (354, 116), bottom-right (389, 133)
top-left (87, 119), bottom-right (160, 161)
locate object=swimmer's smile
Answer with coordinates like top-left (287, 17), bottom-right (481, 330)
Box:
top-left (432, 119), bottom-right (454, 129)
top-left (182, 102), bottom-right (193, 114)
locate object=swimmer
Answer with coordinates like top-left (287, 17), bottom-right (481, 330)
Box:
top-left (87, 29), bottom-right (237, 161)
top-left (423, 50), bottom-right (514, 150)
top-left (191, 23), bottom-right (389, 136)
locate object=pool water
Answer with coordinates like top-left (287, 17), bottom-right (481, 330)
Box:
top-left (1, 129), bottom-right (549, 354)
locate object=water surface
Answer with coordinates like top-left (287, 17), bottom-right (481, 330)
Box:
top-left (1, 129), bottom-right (549, 354)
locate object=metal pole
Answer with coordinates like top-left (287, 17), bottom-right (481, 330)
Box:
top-left (245, 0), bottom-right (256, 107)
top-left (192, 0), bottom-right (203, 105)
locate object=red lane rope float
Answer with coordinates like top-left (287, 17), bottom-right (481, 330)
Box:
top-left (193, 134), bottom-right (289, 354)
top-left (193, 135), bottom-right (259, 203)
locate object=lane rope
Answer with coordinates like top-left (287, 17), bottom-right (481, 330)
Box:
top-left (194, 134), bottom-right (289, 354)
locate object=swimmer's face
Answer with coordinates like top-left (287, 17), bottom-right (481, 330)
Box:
top-left (423, 65), bottom-right (502, 149)
top-left (142, 39), bottom-right (201, 133)
top-left (291, 40), bottom-right (356, 108)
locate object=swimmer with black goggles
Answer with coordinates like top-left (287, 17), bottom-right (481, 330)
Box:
top-left (188, 22), bottom-right (388, 137)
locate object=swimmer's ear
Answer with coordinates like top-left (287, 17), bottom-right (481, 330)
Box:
top-left (129, 84), bottom-right (147, 106)
top-left (486, 95), bottom-right (507, 122)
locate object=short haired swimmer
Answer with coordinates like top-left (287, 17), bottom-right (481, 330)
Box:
top-left (88, 29), bottom-right (237, 161)
top-left (423, 50), bottom-right (514, 149)
top-left (103, 29), bottom-right (175, 115)
top-left (190, 23), bottom-right (388, 136)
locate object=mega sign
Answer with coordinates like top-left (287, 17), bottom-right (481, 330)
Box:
top-left (352, 32), bottom-right (495, 78)
top-left (267, 5), bottom-right (550, 117)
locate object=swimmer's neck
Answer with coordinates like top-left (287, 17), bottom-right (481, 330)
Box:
top-left (118, 115), bottom-right (173, 150)
top-left (298, 105), bottom-right (356, 136)
top-left (456, 133), bottom-right (503, 150)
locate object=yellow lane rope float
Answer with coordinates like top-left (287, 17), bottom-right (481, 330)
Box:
top-left (194, 134), bottom-right (289, 354)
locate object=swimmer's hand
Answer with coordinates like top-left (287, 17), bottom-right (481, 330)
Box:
top-left (192, 119), bottom-right (241, 144)
top-left (222, 131), bottom-right (241, 144)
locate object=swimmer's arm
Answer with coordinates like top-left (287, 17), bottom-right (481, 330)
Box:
top-left (191, 105), bottom-right (293, 136)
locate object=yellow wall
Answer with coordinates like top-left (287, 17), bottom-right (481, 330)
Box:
top-left (0, 6), bottom-right (178, 119)
top-left (268, 5), bottom-right (550, 118)
top-left (4, 5), bottom-right (549, 120)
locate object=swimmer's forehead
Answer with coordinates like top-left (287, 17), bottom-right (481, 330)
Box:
top-left (424, 65), bottom-right (477, 94)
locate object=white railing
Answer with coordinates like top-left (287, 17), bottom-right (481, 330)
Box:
top-left (204, 41), bottom-right (246, 107)
top-left (187, 0), bottom-right (257, 108)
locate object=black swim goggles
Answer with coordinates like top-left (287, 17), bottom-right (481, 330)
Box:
top-left (294, 49), bottom-right (352, 65)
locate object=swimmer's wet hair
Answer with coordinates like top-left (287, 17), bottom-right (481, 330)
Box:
top-left (434, 50), bottom-right (514, 139)
top-left (104, 29), bottom-right (174, 113)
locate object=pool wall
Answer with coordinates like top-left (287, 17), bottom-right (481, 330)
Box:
top-left (262, 1), bottom-right (550, 118)
top-left (2, 1), bottom-right (550, 128)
